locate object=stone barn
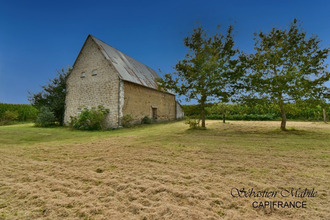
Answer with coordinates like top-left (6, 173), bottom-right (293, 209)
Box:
top-left (64, 35), bottom-right (183, 128)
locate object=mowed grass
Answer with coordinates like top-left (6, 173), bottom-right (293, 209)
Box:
top-left (0, 121), bottom-right (329, 219)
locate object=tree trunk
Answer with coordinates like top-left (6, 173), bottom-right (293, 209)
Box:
top-left (201, 106), bottom-right (206, 128)
top-left (200, 98), bottom-right (206, 128)
top-left (323, 108), bottom-right (327, 123)
top-left (222, 113), bottom-right (226, 123)
top-left (280, 102), bottom-right (287, 131)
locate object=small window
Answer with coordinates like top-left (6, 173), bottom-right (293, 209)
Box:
top-left (92, 69), bottom-right (98, 76)
top-left (81, 72), bottom-right (86, 78)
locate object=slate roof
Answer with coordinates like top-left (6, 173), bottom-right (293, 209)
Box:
top-left (90, 35), bottom-right (161, 90)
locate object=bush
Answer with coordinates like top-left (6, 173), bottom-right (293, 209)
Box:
top-left (0, 110), bottom-right (19, 125)
top-left (121, 114), bottom-right (133, 128)
top-left (70, 106), bottom-right (109, 130)
top-left (141, 116), bottom-right (152, 124)
top-left (35, 107), bottom-right (56, 127)
top-left (185, 117), bottom-right (201, 129)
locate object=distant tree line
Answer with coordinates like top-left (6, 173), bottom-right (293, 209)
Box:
top-left (0, 103), bottom-right (38, 125)
top-left (183, 103), bottom-right (330, 122)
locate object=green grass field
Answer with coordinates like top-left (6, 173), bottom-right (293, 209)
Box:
top-left (0, 121), bottom-right (329, 219)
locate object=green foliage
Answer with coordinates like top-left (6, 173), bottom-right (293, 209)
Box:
top-left (185, 117), bottom-right (201, 129)
top-left (241, 19), bottom-right (330, 130)
top-left (184, 103), bottom-right (330, 121)
top-left (208, 103), bottom-right (228, 114)
top-left (207, 114), bottom-right (277, 121)
top-left (158, 25), bottom-right (241, 128)
top-left (0, 111), bottom-right (19, 125)
top-left (28, 67), bottom-right (71, 125)
top-left (35, 106), bottom-right (56, 127)
top-left (2, 111), bottom-right (19, 121)
top-left (207, 103), bottom-right (230, 122)
top-left (70, 106), bottom-right (110, 130)
top-left (141, 116), bottom-right (152, 124)
top-left (0, 103), bottom-right (38, 121)
top-left (182, 104), bottom-right (212, 116)
top-left (121, 114), bottom-right (133, 128)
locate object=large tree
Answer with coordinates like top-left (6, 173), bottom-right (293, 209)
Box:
top-left (158, 25), bottom-right (240, 128)
top-left (28, 67), bottom-right (71, 125)
top-left (243, 19), bottom-right (330, 130)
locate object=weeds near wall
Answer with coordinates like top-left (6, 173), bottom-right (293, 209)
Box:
top-left (121, 114), bottom-right (133, 128)
top-left (141, 116), bottom-right (152, 124)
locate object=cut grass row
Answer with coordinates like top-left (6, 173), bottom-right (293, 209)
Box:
top-left (0, 120), bottom-right (329, 219)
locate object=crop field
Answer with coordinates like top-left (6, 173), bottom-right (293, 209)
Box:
top-left (0, 121), bottom-right (329, 219)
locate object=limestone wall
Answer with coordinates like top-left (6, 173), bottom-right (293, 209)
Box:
top-left (122, 81), bottom-right (176, 123)
top-left (64, 37), bottom-right (120, 128)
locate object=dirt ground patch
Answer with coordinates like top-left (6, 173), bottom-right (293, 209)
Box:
top-left (0, 121), bottom-right (329, 219)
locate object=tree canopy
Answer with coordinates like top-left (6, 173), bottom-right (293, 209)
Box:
top-left (158, 25), bottom-right (240, 128)
top-left (241, 19), bottom-right (330, 130)
top-left (28, 67), bottom-right (71, 125)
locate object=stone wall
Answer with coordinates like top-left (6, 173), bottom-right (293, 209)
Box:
top-left (64, 37), bottom-right (120, 128)
top-left (122, 81), bottom-right (176, 123)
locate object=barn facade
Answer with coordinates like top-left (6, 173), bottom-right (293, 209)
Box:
top-left (64, 35), bottom-right (183, 128)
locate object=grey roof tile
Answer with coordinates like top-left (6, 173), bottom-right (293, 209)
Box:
top-left (91, 36), bottom-right (161, 90)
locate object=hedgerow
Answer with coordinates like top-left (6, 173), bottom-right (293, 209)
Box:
top-left (0, 103), bottom-right (38, 121)
top-left (183, 103), bottom-right (330, 121)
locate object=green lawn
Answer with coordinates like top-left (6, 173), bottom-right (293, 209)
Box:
top-left (0, 121), bottom-right (329, 219)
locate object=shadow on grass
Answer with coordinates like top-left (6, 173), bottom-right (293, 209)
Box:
top-left (183, 123), bottom-right (328, 139)
top-left (264, 128), bottom-right (319, 136)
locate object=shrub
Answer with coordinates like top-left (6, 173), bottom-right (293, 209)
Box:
top-left (185, 117), bottom-right (201, 129)
top-left (141, 116), bottom-right (152, 124)
top-left (121, 114), bottom-right (133, 128)
top-left (35, 106), bottom-right (56, 127)
top-left (0, 110), bottom-right (19, 125)
top-left (70, 106), bottom-right (109, 130)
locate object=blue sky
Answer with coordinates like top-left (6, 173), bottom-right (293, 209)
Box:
top-left (0, 0), bottom-right (329, 104)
